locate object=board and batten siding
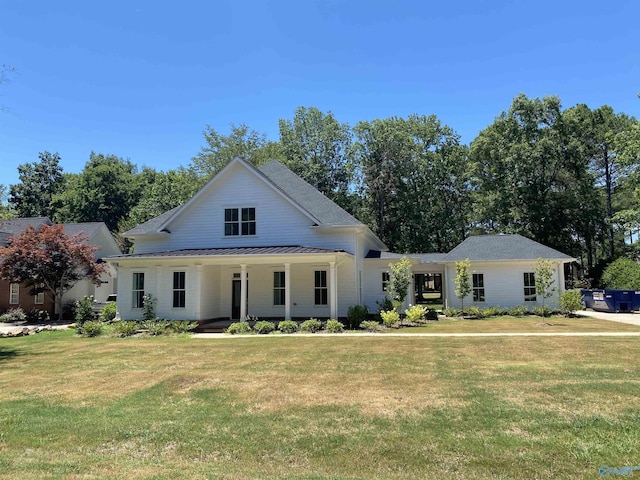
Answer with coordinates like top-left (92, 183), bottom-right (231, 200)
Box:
top-left (443, 261), bottom-right (565, 310)
top-left (133, 162), bottom-right (357, 255)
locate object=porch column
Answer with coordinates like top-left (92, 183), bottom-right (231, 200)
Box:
top-left (284, 263), bottom-right (291, 320)
top-left (240, 264), bottom-right (248, 320)
top-left (329, 261), bottom-right (337, 319)
top-left (194, 264), bottom-right (203, 320)
top-left (408, 272), bottom-right (415, 309)
top-left (156, 266), bottom-right (162, 312)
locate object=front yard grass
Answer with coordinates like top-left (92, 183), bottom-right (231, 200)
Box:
top-left (389, 314), bottom-right (640, 333)
top-left (1, 329), bottom-right (639, 479)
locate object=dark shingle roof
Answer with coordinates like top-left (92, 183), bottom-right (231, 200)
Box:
top-left (61, 222), bottom-right (104, 238)
top-left (108, 245), bottom-right (348, 259)
top-left (440, 234), bottom-right (574, 262)
top-left (0, 217), bottom-right (52, 236)
top-left (124, 206), bottom-right (181, 236)
top-left (365, 250), bottom-right (447, 263)
top-left (257, 160), bottom-right (362, 226)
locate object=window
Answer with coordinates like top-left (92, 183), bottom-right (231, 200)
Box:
top-left (225, 207), bottom-right (256, 236)
top-left (382, 272), bottom-right (390, 291)
top-left (314, 270), bottom-right (328, 305)
top-left (241, 208), bottom-right (256, 235)
top-left (173, 272), bottom-right (186, 308)
top-left (472, 273), bottom-right (485, 302)
top-left (273, 271), bottom-right (285, 306)
top-left (524, 272), bottom-right (536, 302)
top-left (9, 283), bottom-right (19, 304)
top-left (133, 272), bottom-right (145, 308)
top-left (35, 290), bottom-right (45, 305)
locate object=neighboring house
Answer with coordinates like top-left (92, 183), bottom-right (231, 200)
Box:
top-left (108, 157), bottom-right (575, 321)
top-left (0, 218), bottom-right (121, 316)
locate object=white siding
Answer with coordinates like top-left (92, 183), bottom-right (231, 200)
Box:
top-left (443, 261), bottom-right (565, 310)
top-left (133, 162), bottom-right (357, 255)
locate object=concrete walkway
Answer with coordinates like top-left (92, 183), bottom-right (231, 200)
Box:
top-left (193, 331), bottom-right (640, 338)
top-left (576, 310), bottom-right (640, 326)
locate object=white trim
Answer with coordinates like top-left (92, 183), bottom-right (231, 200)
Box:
top-left (9, 283), bottom-right (19, 305)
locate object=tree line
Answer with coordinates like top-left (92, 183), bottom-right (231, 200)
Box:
top-left (1, 94), bottom-right (639, 286)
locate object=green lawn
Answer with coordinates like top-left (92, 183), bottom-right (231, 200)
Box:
top-left (1, 329), bottom-right (639, 479)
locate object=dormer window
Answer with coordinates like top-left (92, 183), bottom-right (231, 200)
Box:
top-left (225, 207), bottom-right (256, 236)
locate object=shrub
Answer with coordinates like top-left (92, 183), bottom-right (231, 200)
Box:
top-left (443, 308), bottom-right (461, 318)
top-left (79, 320), bottom-right (103, 337)
top-left (532, 305), bottom-right (551, 317)
top-left (142, 294), bottom-right (157, 321)
top-left (404, 304), bottom-right (427, 323)
top-left (75, 296), bottom-right (94, 327)
top-left (380, 309), bottom-right (400, 328)
top-left (278, 320), bottom-right (298, 334)
top-left (361, 320), bottom-right (384, 332)
top-left (25, 309), bottom-right (49, 323)
top-left (481, 305), bottom-right (504, 318)
top-left (169, 320), bottom-right (198, 334)
top-left (142, 319), bottom-right (168, 336)
top-left (226, 321), bottom-right (252, 335)
top-left (376, 297), bottom-right (394, 315)
top-left (99, 302), bottom-right (117, 323)
top-left (112, 320), bottom-right (139, 337)
top-left (426, 309), bottom-right (439, 321)
top-left (560, 289), bottom-right (583, 316)
top-left (325, 319), bottom-right (344, 333)
top-left (507, 305), bottom-right (528, 317)
top-left (300, 318), bottom-right (323, 333)
top-left (253, 320), bottom-right (275, 334)
top-left (0, 308), bottom-right (26, 323)
top-left (601, 257), bottom-right (640, 289)
top-left (466, 305), bottom-right (483, 318)
top-left (346, 304), bottom-right (369, 330)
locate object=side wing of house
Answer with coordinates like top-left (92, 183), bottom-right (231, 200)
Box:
top-left (110, 158), bottom-right (386, 321)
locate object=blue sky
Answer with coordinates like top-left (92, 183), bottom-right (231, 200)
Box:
top-left (1, 0), bottom-right (638, 188)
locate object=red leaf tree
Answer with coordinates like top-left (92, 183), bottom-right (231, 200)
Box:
top-left (0, 224), bottom-right (107, 320)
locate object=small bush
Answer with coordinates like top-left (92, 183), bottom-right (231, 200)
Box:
top-left (278, 320), bottom-right (298, 334)
top-left (346, 304), bottom-right (369, 330)
top-left (142, 294), bottom-right (157, 321)
top-left (443, 308), bottom-right (461, 318)
top-left (226, 321), bottom-right (252, 335)
top-left (560, 289), bottom-right (583, 316)
top-left (405, 304), bottom-right (427, 323)
top-left (532, 305), bottom-right (551, 317)
top-left (99, 302), bottom-right (117, 323)
top-left (380, 309), bottom-right (400, 328)
top-left (142, 319), bottom-right (168, 336)
top-left (79, 320), bottom-right (103, 337)
top-left (361, 320), bottom-right (384, 332)
top-left (75, 296), bottom-right (94, 327)
top-left (253, 320), bottom-right (275, 334)
top-left (426, 309), bottom-right (439, 321)
top-left (466, 305), bottom-right (483, 318)
top-left (169, 320), bottom-right (198, 334)
top-left (325, 319), bottom-right (344, 333)
top-left (300, 318), bottom-right (323, 333)
top-left (507, 305), bottom-right (528, 317)
top-left (25, 309), bottom-right (49, 323)
top-left (481, 305), bottom-right (504, 318)
top-left (376, 297), bottom-right (394, 314)
top-left (112, 320), bottom-right (139, 337)
top-left (0, 308), bottom-right (27, 323)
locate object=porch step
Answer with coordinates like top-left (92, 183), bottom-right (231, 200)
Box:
top-left (194, 320), bottom-right (231, 333)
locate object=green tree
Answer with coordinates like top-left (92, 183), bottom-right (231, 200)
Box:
top-left (278, 106), bottom-right (355, 209)
top-left (354, 115), bottom-right (470, 252)
top-left (53, 153), bottom-right (143, 231)
top-left (0, 184), bottom-right (14, 219)
top-left (190, 123), bottom-right (279, 184)
top-left (9, 151), bottom-right (66, 218)
top-left (601, 257), bottom-right (640, 289)
top-left (454, 258), bottom-right (472, 315)
top-left (533, 258), bottom-right (557, 316)
top-left (387, 256), bottom-right (413, 310)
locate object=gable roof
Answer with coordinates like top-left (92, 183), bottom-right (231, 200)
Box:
top-left (0, 217), bottom-right (52, 236)
top-left (440, 234), bottom-right (575, 262)
top-left (62, 222), bottom-right (106, 238)
top-left (125, 157), bottom-right (366, 237)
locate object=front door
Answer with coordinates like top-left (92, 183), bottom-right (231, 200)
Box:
top-left (231, 280), bottom-right (248, 320)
